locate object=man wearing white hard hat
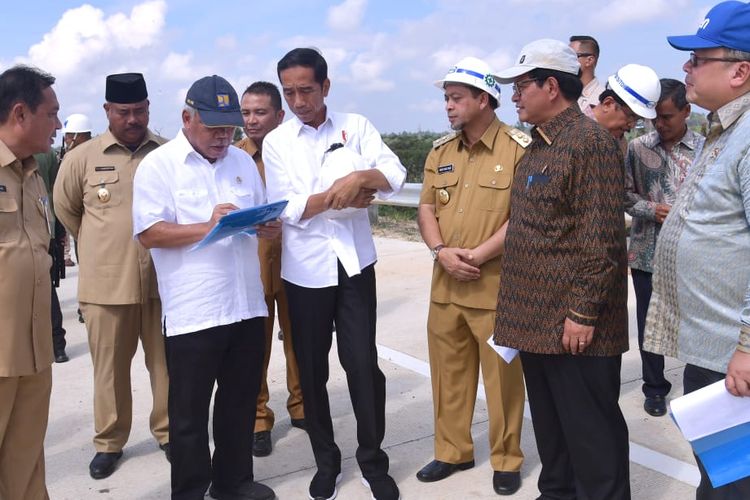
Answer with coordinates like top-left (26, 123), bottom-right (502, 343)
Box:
top-left (644, 1), bottom-right (750, 497)
top-left (591, 64), bottom-right (661, 139)
top-left (62, 113), bottom-right (92, 154)
top-left (416, 56), bottom-right (528, 495)
top-left (492, 39), bottom-right (631, 499)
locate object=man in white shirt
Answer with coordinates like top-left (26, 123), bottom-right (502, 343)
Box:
top-left (133, 75), bottom-right (278, 500)
top-left (570, 35), bottom-right (606, 118)
top-left (263, 48), bottom-right (406, 500)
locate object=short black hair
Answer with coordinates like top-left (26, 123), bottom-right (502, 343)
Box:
top-left (243, 81), bottom-right (282, 111)
top-left (0, 65), bottom-right (55, 124)
top-left (659, 78), bottom-right (688, 110)
top-left (599, 88), bottom-right (626, 107)
top-left (569, 35), bottom-right (600, 60)
top-left (462, 84), bottom-right (499, 110)
top-left (277, 48), bottom-right (328, 85)
top-left (529, 68), bottom-right (583, 102)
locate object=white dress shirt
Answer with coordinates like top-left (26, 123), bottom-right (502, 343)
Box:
top-left (263, 111), bottom-right (406, 288)
top-left (132, 129), bottom-right (268, 336)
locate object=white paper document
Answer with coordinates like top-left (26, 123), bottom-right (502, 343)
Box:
top-left (486, 336), bottom-right (519, 364)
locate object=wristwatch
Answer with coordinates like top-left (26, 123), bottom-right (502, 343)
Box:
top-left (430, 244), bottom-right (445, 261)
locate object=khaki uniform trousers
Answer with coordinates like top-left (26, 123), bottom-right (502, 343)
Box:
top-left (0, 367), bottom-right (51, 500)
top-left (427, 301), bottom-right (525, 471)
top-left (80, 299), bottom-right (169, 451)
top-left (255, 286), bottom-right (304, 432)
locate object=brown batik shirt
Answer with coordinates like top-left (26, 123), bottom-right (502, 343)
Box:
top-left (493, 105), bottom-right (629, 356)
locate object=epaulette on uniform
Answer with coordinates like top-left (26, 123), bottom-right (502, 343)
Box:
top-left (506, 127), bottom-right (532, 148)
top-left (432, 131), bottom-right (459, 150)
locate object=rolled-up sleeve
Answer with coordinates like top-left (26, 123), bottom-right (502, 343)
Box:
top-left (357, 117), bottom-right (406, 199)
top-left (132, 156), bottom-right (174, 237)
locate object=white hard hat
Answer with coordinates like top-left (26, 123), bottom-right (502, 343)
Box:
top-left (434, 56), bottom-right (501, 102)
top-left (607, 64), bottom-right (661, 119)
top-left (63, 113), bottom-right (92, 134)
top-left (318, 146), bottom-right (371, 219)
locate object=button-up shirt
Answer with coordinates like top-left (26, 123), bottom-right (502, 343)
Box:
top-left (263, 111), bottom-right (406, 288)
top-left (645, 92), bottom-right (750, 372)
top-left (0, 140), bottom-right (53, 376)
top-left (493, 105), bottom-right (629, 356)
top-left (578, 76), bottom-right (606, 119)
top-left (624, 128), bottom-right (704, 272)
top-left (419, 118), bottom-right (526, 310)
top-left (54, 129), bottom-right (165, 304)
top-left (132, 130), bottom-right (268, 337)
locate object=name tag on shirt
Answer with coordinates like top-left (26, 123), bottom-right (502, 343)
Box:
top-left (95, 166), bottom-right (116, 172)
top-left (437, 164), bottom-right (454, 174)
top-left (0, 185), bottom-right (6, 192)
top-left (526, 173), bottom-right (550, 189)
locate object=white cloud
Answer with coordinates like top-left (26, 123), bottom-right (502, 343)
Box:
top-left (590, 0), bottom-right (688, 28)
top-left (160, 52), bottom-right (201, 81)
top-left (25, 1), bottom-right (166, 78)
top-left (215, 35), bottom-right (238, 50)
top-left (327, 0), bottom-right (367, 31)
top-left (349, 53), bottom-right (394, 91)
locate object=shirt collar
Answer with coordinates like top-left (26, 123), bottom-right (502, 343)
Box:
top-left (101, 128), bottom-right (160, 153)
top-left (291, 108), bottom-right (333, 136)
top-left (173, 128), bottom-right (202, 163)
top-left (235, 136), bottom-right (259, 158)
top-left (642, 128), bottom-right (701, 151)
top-left (709, 91), bottom-right (750, 130)
top-left (581, 77), bottom-right (601, 98)
top-left (0, 138), bottom-right (37, 172)
top-left (533, 105), bottom-right (581, 145)
top-left (459, 117), bottom-right (502, 151)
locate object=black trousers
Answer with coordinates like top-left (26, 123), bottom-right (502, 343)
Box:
top-left (165, 318), bottom-right (265, 500)
top-left (631, 269), bottom-right (671, 398)
top-left (50, 286), bottom-right (66, 352)
top-left (284, 262), bottom-right (389, 480)
top-left (684, 364), bottom-right (750, 499)
top-left (520, 352), bottom-right (630, 500)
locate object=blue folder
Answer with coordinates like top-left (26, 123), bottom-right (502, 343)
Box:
top-left (192, 200), bottom-right (287, 251)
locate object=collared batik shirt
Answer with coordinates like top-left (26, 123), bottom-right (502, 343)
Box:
top-left (624, 129), bottom-right (704, 272)
top-left (644, 92), bottom-right (750, 372)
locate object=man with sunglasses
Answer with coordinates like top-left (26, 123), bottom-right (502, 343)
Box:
top-left (569, 35), bottom-right (605, 118)
top-left (644, 1), bottom-right (750, 497)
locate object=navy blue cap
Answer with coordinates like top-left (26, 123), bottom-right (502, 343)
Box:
top-left (667, 1), bottom-right (750, 53)
top-left (185, 75), bottom-right (243, 127)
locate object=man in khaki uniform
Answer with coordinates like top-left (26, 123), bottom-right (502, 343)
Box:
top-left (417, 57), bottom-right (527, 496)
top-left (0, 65), bottom-right (61, 500)
top-left (235, 81), bottom-right (305, 457)
top-left (54, 73), bottom-right (169, 480)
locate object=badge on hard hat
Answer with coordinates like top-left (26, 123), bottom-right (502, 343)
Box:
top-left (97, 186), bottom-right (111, 203)
top-left (438, 189), bottom-right (450, 205)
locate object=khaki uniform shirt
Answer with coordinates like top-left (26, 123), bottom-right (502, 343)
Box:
top-left (54, 129), bottom-right (165, 304)
top-left (0, 140), bottom-right (53, 376)
top-left (419, 118), bottom-right (528, 310)
top-left (235, 137), bottom-right (282, 297)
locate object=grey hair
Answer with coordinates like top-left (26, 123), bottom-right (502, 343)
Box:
top-left (725, 48), bottom-right (750, 61)
top-left (183, 104), bottom-right (197, 117)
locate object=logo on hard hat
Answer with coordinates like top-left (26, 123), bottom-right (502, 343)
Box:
top-left (519, 55), bottom-right (526, 64)
top-left (699, 18), bottom-right (710, 30)
top-left (448, 66), bottom-right (457, 74)
top-left (216, 94), bottom-right (230, 108)
top-left (484, 74), bottom-right (496, 87)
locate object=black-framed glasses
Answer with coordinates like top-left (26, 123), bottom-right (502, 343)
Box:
top-left (512, 78), bottom-right (539, 96)
top-left (689, 52), bottom-right (747, 67)
top-left (576, 52), bottom-right (594, 58)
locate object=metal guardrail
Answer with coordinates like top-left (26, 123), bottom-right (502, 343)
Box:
top-left (373, 182), bottom-right (421, 208)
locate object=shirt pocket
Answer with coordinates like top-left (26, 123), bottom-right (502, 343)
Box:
top-left (477, 169), bottom-right (512, 211)
top-left (174, 188), bottom-right (211, 224)
top-left (229, 185), bottom-right (257, 208)
top-left (432, 171), bottom-right (459, 213)
top-left (86, 172), bottom-right (122, 208)
top-left (0, 196), bottom-right (20, 243)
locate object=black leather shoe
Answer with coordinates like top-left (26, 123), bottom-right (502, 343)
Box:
top-left (159, 442), bottom-right (170, 463)
top-left (89, 451), bottom-right (123, 479)
top-left (209, 481), bottom-right (276, 500)
top-left (493, 471), bottom-right (521, 495)
top-left (291, 418), bottom-right (306, 430)
top-left (54, 349), bottom-right (69, 363)
top-left (416, 459), bottom-right (474, 482)
top-left (252, 430), bottom-right (272, 457)
top-left (644, 395), bottom-right (667, 417)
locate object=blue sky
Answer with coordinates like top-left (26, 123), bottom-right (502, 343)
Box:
top-left (1, 0), bottom-right (713, 140)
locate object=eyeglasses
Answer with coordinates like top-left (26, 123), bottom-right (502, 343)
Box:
top-left (512, 78), bottom-right (539, 96)
top-left (576, 53), bottom-right (594, 58)
top-left (688, 52), bottom-right (747, 67)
